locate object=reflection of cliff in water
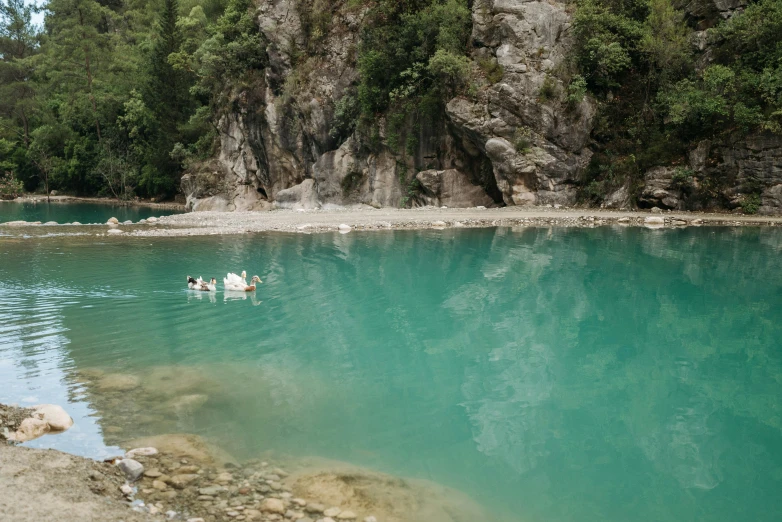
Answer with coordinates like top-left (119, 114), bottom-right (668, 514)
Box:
top-left (4, 227), bottom-right (782, 522)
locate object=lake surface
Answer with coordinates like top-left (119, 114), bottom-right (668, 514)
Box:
top-left (2, 226), bottom-right (782, 521)
top-left (0, 200), bottom-right (180, 224)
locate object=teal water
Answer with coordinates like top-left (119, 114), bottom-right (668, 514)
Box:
top-left (2, 227), bottom-right (782, 521)
top-left (0, 200), bottom-right (180, 223)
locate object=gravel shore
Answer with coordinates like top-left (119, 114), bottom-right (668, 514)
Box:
top-left (4, 206), bottom-right (782, 238)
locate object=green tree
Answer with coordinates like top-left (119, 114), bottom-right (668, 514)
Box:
top-left (0, 0), bottom-right (39, 147)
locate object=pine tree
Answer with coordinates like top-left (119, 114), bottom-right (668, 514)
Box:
top-left (0, 0), bottom-right (39, 147)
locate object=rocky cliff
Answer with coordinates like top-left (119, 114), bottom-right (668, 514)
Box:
top-left (182, 0), bottom-right (782, 214)
top-left (182, 0), bottom-right (595, 212)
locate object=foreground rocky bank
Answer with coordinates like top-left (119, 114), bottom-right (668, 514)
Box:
top-left (1, 404), bottom-right (487, 522)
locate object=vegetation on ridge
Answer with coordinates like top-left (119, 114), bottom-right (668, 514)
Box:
top-left (572, 0), bottom-right (782, 205)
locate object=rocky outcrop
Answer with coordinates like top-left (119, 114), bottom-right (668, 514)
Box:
top-left (445, 0), bottom-right (595, 207)
top-left (638, 135), bottom-right (782, 214)
top-left (414, 169), bottom-right (494, 208)
top-left (182, 0), bottom-right (594, 212)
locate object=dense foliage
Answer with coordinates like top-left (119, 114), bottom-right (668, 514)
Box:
top-left (573, 0), bottom-right (782, 203)
top-left (0, 0), bottom-right (262, 199)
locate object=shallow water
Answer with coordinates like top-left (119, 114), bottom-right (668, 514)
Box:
top-left (0, 200), bottom-right (179, 224)
top-left (2, 227), bottom-right (782, 521)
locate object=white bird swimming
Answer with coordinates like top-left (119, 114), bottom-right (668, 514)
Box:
top-left (200, 278), bottom-right (217, 292)
top-left (224, 271), bottom-right (262, 292)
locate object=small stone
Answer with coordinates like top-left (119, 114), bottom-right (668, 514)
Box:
top-left (306, 503), bottom-right (325, 514)
top-left (227, 511), bottom-right (240, 517)
top-left (336, 511), bottom-right (357, 520)
top-left (293, 498), bottom-right (307, 507)
top-left (650, 207), bottom-right (662, 214)
top-left (338, 224), bottom-right (351, 231)
top-left (187, 519), bottom-right (205, 522)
top-left (363, 517), bottom-right (377, 522)
top-left (322, 518), bottom-right (336, 522)
top-left (126, 447), bottom-right (158, 459)
top-left (432, 220), bottom-right (447, 227)
top-left (176, 465), bottom-right (200, 474)
top-left (147, 216), bottom-right (158, 223)
top-left (107, 217), bottom-right (119, 224)
top-left (107, 228), bottom-right (123, 234)
top-left (476, 205), bottom-right (486, 210)
top-left (166, 510), bottom-right (177, 519)
top-left (245, 509), bottom-right (262, 520)
top-left (691, 218), bottom-right (703, 225)
top-left (144, 469), bottom-right (163, 478)
top-left (149, 505), bottom-right (160, 515)
top-left (238, 487), bottom-right (251, 495)
top-left (198, 495), bottom-right (214, 501)
top-left (324, 508), bottom-right (341, 517)
top-left (118, 459), bottom-right (145, 482)
top-left (644, 216), bottom-right (664, 225)
top-left (120, 484), bottom-right (134, 496)
top-left (261, 498), bottom-right (285, 514)
top-left (269, 481), bottom-right (282, 490)
top-left (617, 217), bottom-right (630, 223)
top-left (153, 480), bottom-right (168, 491)
top-left (123, 220), bottom-right (133, 225)
top-left (170, 474), bottom-right (199, 488)
top-left (199, 486), bottom-right (226, 496)
top-left (216, 472), bottom-right (234, 483)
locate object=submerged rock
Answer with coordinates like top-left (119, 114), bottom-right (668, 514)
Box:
top-left (97, 374), bottom-right (141, 391)
top-left (260, 498), bottom-right (285, 514)
top-left (125, 447), bottom-right (159, 459)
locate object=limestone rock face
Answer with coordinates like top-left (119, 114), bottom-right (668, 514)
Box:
top-left (182, 0), bottom-right (593, 211)
top-left (445, 0), bottom-right (595, 207)
top-left (638, 167), bottom-right (684, 210)
top-left (637, 135), bottom-right (782, 213)
top-left (415, 169), bottom-right (494, 208)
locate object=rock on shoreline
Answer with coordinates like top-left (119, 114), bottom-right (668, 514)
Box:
top-left (1, 403), bottom-right (74, 443)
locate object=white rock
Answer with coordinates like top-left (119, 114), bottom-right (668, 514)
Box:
top-left (107, 228), bottom-right (124, 235)
top-left (617, 217), bottom-right (630, 223)
top-left (476, 205), bottom-right (487, 210)
top-left (125, 447), bottom-right (158, 459)
top-left (260, 498), bottom-right (285, 514)
top-left (123, 220), bottom-right (132, 225)
top-left (364, 517), bottom-right (378, 522)
top-left (644, 216), bottom-right (664, 225)
top-left (120, 484), bottom-right (133, 496)
top-left (297, 224), bottom-right (313, 230)
top-left (324, 508), bottom-right (341, 517)
top-left (118, 458), bottom-right (145, 481)
top-left (32, 404), bottom-right (74, 431)
top-left (8, 418), bottom-right (49, 442)
top-left (147, 216), bottom-right (158, 223)
top-left (338, 224), bottom-right (352, 231)
top-left (336, 511), bottom-right (357, 520)
top-left (107, 217), bottom-right (119, 224)
top-left (431, 220), bottom-right (447, 228)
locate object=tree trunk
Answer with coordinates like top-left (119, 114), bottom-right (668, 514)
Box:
top-left (21, 109), bottom-right (29, 148)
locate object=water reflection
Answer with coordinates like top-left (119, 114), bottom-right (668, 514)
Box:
top-left (1, 227), bottom-right (782, 522)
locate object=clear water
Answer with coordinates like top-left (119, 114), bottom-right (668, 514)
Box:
top-left (2, 226), bottom-right (782, 521)
top-left (0, 200), bottom-right (180, 224)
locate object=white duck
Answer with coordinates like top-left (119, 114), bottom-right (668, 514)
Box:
top-left (224, 271), bottom-right (262, 292)
top-left (199, 278), bottom-right (217, 292)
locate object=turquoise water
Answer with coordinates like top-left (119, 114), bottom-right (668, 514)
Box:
top-left (0, 200), bottom-right (180, 223)
top-left (2, 227), bottom-right (782, 521)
